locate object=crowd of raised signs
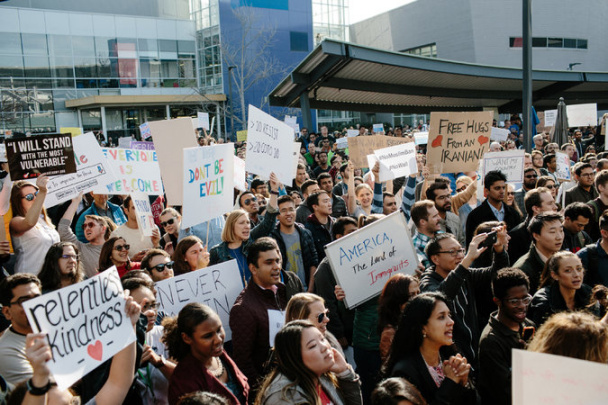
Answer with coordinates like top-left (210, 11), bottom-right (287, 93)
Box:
top-left (1, 114), bottom-right (608, 405)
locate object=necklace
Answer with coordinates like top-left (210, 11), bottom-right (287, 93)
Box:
top-left (209, 357), bottom-right (224, 378)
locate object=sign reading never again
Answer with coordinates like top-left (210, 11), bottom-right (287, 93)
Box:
top-left (426, 111), bottom-right (493, 174)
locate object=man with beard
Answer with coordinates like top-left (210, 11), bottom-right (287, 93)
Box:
top-left (478, 268), bottom-right (535, 405)
top-left (565, 163), bottom-right (598, 206)
top-left (426, 180), bottom-right (465, 245)
top-left (514, 168), bottom-right (538, 217)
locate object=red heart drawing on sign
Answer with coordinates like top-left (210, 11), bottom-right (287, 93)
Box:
top-left (431, 135), bottom-right (443, 148)
top-left (87, 340), bottom-right (103, 361)
top-left (478, 135), bottom-right (489, 145)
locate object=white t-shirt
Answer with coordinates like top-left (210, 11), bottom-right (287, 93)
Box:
top-left (0, 327), bottom-right (32, 385)
top-left (111, 224), bottom-right (154, 259)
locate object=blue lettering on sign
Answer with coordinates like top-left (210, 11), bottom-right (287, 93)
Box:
top-left (339, 232), bottom-right (392, 266)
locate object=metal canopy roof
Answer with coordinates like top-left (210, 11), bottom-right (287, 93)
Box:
top-left (269, 39), bottom-right (608, 114)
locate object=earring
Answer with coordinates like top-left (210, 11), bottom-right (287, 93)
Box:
top-left (422, 332), bottom-right (427, 338)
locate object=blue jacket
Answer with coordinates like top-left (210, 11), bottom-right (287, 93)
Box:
top-left (75, 201), bottom-right (126, 243)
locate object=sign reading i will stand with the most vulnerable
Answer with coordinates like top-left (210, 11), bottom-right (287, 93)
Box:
top-left (246, 105), bottom-right (298, 185)
top-left (426, 111), bottom-right (493, 174)
top-left (22, 268), bottom-right (136, 390)
top-left (6, 133), bottom-right (77, 180)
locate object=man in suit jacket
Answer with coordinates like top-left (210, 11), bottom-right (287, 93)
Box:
top-left (466, 170), bottom-right (522, 245)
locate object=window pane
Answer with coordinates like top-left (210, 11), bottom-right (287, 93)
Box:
top-left (24, 56), bottom-right (50, 77)
top-left (74, 58), bottom-right (97, 77)
top-left (50, 57), bottom-right (74, 77)
top-left (0, 55), bottom-right (24, 77)
top-left (577, 39), bottom-right (588, 49)
top-left (0, 33), bottom-right (23, 54)
top-left (48, 35), bottom-right (72, 56)
top-left (159, 39), bottom-right (177, 52)
top-left (21, 33), bottom-right (48, 55)
top-left (532, 37), bottom-right (547, 47)
top-left (95, 37), bottom-right (116, 58)
top-left (563, 38), bottom-right (576, 48)
top-left (178, 40), bottom-right (196, 55)
top-left (290, 31), bottom-right (309, 52)
top-left (97, 58), bottom-right (116, 78)
top-left (178, 58), bottom-right (196, 78)
top-left (72, 36), bottom-right (96, 57)
top-left (161, 60), bottom-right (178, 77)
top-left (548, 38), bottom-right (563, 48)
top-left (509, 37), bottom-right (523, 48)
top-left (138, 39), bottom-right (158, 58)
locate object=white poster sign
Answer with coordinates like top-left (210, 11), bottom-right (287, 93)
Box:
top-left (567, 103), bottom-right (598, 127)
top-left (234, 156), bottom-right (247, 192)
top-left (324, 211), bottom-right (419, 309)
top-left (544, 109), bottom-right (557, 127)
top-left (347, 129), bottom-right (359, 138)
top-left (131, 192), bottom-right (155, 237)
top-left (22, 268), bottom-right (135, 390)
top-left (336, 137), bottom-right (348, 149)
top-left (490, 127), bottom-right (510, 142)
top-left (372, 123), bottom-right (384, 134)
top-left (197, 112), bottom-right (210, 130)
top-left (414, 132), bottom-right (429, 145)
top-left (94, 148), bottom-right (164, 195)
top-left (482, 150), bottom-right (525, 184)
top-left (139, 122), bottom-right (152, 140)
top-left (118, 137), bottom-right (132, 149)
top-left (182, 144), bottom-right (234, 228)
top-left (246, 105), bottom-right (298, 185)
top-left (44, 133), bottom-right (119, 208)
top-left (374, 142), bottom-right (417, 181)
top-left (155, 261), bottom-right (243, 340)
top-left (555, 151), bottom-right (572, 181)
top-left (512, 349), bottom-right (608, 405)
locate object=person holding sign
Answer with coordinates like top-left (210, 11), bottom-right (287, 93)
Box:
top-left (9, 175), bottom-right (60, 275)
top-left (346, 162), bottom-right (384, 218)
top-left (111, 196), bottom-right (161, 261)
top-left (255, 320), bottom-right (362, 405)
top-left (164, 303), bottom-right (249, 405)
top-left (20, 292), bottom-right (141, 405)
top-left (382, 292), bottom-right (476, 405)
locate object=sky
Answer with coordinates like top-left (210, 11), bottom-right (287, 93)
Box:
top-left (349, 0), bottom-right (416, 24)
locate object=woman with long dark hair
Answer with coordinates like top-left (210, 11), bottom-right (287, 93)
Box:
top-left (383, 292), bottom-right (476, 405)
top-left (37, 241), bottom-right (84, 293)
top-left (98, 236), bottom-right (141, 277)
top-left (255, 320), bottom-right (362, 405)
top-left (163, 303), bottom-right (248, 405)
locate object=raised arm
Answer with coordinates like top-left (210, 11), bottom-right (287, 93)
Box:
top-left (10, 174), bottom-right (50, 236)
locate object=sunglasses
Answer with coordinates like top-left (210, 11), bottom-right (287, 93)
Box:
top-left (60, 254), bottom-right (79, 261)
top-left (160, 217), bottom-right (176, 227)
top-left (243, 197), bottom-right (257, 206)
top-left (21, 191), bottom-right (39, 201)
top-left (114, 244), bottom-right (130, 251)
top-left (317, 311), bottom-right (329, 323)
top-left (524, 175), bottom-right (538, 179)
top-left (82, 222), bottom-right (98, 230)
top-left (152, 261), bottom-right (174, 272)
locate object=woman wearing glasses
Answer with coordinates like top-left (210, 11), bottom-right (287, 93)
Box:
top-left (209, 172), bottom-right (280, 285)
top-left (528, 251), bottom-right (594, 327)
top-left (9, 175), bottom-right (60, 275)
top-left (37, 242), bottom-right (84, 293)
top-left (159, 208), bottom-right (181, 256)
top-left (173, 236), bottom-right (210, 276)
top-left (98, 236), bottom-right (141, 277)
top-left (164, 303), bottom-right (249, 405)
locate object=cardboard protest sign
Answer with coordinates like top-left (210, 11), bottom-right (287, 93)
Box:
top-left (512, 349), bottom-right (608, 405)
top-left (490, 127), bottom-right (510, 142)
top-left (555, 151), bottom-right (571, 181)
top-left (155, 260), bottom-right (243, 340)
top-left (324, 211), bottom-right (419, 309)
top-left (131, 192), bottom-right (155, 237)
top-left (197, 112), bottom-right (210, 130)
top-left (149, 118), bottom-right (198, 205)
top-left (246, 105), bottom-right (298, 185)
top-left (346, 129), bottom-right (359, 137)
top-left (139, 122), bottom-right (152, 140)
top-left (118, 137), bottom-right (132, 149)
top-left (44, 133), bottom-right (119, 208)
top-left (234, 156), bottom-right (247, 192)
top-left (131, 141), bottom-right (155, 150)
top-left (182, 144), bottom-right (234, 228)
top-left (567, 103), bottom-right (597, 128)
top-left (347, 135), bottom-right (411, 169)
top-left (22, 268), bottom-right (136, 390)
top-left (544, 109), bottom-right (557, 128)
top-left (374, 142), bottom-right (417, 182)
top-left (414, 132), bottom-right (429, 145)
top-left (372, 123), bottom-right (384, 134)
top-left (426, 111), bottom-right (493, 174)
top-left (94, 148), bottom-right (163, 195)
top-left (482, 150), bottom-right (525, 184)
top-left (6, 133), bottom-right (77, 180)
top-left (236, 130), bottom-right (248, 142)
top-left (59, 127), bottom-right (83, 137)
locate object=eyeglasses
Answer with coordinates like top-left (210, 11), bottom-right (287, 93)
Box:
top-left (160, 217), bottom-right (177, 227)
top-left (8, 294), bottom-right (41, 307)
top-left (524, 174), bottom-right (538, 179)
top-left (504, 295), bottom-right (533, 306)
top-left (60, 254), bottom-right (79, 261)
top-left (152, 261), bottom-right (174, 272)
top-left (142, 301), bottom-right (160, 311)
top-left (545, 185), bottom-right (555, 189)
top-left (508, 192), bottom-right (515, 196)
top-left (580, 172), bottom-right (595, 178)
top-left (21, 191), bottom-right (39, 201)
top-left (317, 310), bottom-right (329, 323)
top-left (82, 222), bottom-right (98, 230)
top-left (243, 197), bottom-right (257, 206)
top-left (114, 244), bottom-right (130, 251)
top-left (437, 248), bottom-right (466, 257)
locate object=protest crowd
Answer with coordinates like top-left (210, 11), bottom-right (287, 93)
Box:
top-left (1, 111), bottom-right (608, 405)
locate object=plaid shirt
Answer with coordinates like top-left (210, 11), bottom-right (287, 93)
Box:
top-left (413, 230), bottom-right (432, 269)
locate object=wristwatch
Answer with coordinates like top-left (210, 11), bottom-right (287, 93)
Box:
top-left (26, 378), bottom-right (52, 396)
top-left (153, 355), bottom-right (166, 368)
top-left (269, 190), bottom-right (280, 195)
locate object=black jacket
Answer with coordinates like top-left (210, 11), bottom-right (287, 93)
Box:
top-left (528, 282), bottom-right (594, 327)
top-left (391, 351), bottom-right (477, 405)
top-left (513, 245), bottom-right (545, 294)
top-left (466, 199), bottom-right (522, 246)
top-left (304, 213), bottom-right (335, 261)
top-left (507, 221), bottom-right (532, 265)
top-left (271, 222), bottom-right (319, 287)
